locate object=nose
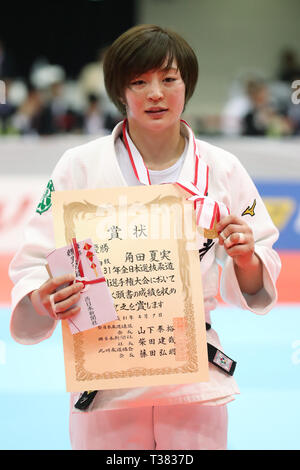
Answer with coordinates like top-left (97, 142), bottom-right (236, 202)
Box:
top-left (147, 79), bottom-right (164, 101)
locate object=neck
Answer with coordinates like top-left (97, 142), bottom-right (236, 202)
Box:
top-left (125, 119), bottom-right (185, 171)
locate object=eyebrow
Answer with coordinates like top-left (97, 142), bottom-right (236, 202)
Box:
top-left (130, 66), bottom-right (179, 80)
top-left (161, 66), bottom-right (178, 72)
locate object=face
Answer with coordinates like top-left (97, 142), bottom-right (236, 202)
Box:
top-left (123, 60), bottom-right (186, 133)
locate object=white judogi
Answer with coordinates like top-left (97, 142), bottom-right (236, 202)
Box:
top-left (9, 121), bottom-right (281, 447)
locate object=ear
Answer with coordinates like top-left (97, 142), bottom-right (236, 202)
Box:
top-left (119, 97), bottom-right (128, 115)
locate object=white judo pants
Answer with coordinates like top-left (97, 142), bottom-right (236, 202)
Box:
top-left (70, 403), bottom-right (228, 450)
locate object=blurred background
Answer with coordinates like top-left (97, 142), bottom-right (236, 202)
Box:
top-left (0, 0), bottom-right (299, 450)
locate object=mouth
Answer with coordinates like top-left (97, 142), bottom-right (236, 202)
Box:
top-left (145, 107), bottom-right (168, 115)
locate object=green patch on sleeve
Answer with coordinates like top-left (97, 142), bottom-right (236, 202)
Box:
top-left (36, 179), bottom-right (55, 214)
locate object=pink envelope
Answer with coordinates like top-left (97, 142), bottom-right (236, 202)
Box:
top-left (46, 238), bottom-right (118, 334)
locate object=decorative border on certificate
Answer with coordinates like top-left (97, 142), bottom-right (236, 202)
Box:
top-left (62, 194), bottom-right (200, 383)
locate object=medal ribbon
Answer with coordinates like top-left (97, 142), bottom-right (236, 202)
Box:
top-left (122, 119), bottom-right (229, 229)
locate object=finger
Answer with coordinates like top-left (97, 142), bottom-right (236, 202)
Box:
top-left (40, 273), bottom-right (75, 296)
top-left (49, 293), bottom-right (58, 320)
top-left (54, 292), bottom-right (81, 314)
top-left (224, 232), bottom-right (247, 249)
top-left (216, 215), bottom-right (244, 233)
top-left (219, 226), bottom-right (247, 247)
top-left (31, 289), bottom-right (54, 319)
top-left (225, 243), bottom-right (254, 258)
top-left (52, 281), bottom-right (84, 303)
top-left (219, 223), bottom-right (247, 240)
top-left (56, 305), bottom-right (81, 320)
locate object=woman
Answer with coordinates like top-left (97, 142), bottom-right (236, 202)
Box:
top-left (9, 25), bottom-right (281, 450)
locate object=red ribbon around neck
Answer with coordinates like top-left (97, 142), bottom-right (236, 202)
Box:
top-left (121, 119), bottom-right (229, 231)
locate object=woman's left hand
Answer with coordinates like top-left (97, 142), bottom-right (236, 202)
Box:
top-left (215, 214), bottom-right (256, 269)
top-left (216, 214), bottom-right (263, 295)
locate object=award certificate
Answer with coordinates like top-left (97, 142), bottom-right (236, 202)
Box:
top-left (51, 183), bottom-right (209, 392)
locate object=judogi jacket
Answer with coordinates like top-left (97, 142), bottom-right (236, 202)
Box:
top-left (9, 121), bottom-right (281, 411)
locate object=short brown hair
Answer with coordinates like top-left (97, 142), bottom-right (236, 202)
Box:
top-left (103, 24), bottom-right (198, 115)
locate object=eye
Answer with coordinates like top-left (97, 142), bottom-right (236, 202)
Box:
top-left (130, 79), bottom-right (145, 87)
top-left (164, 77), bottom-right (177, 83)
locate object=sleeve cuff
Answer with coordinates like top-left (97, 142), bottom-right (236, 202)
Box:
top-left (10, 294), bottom-right (57, 345)
top-left (10, 266), bottom-right (58, 345)
top-left (220, 246), bottom-right (279, 315)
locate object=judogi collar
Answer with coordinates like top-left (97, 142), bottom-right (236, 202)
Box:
top-left (122, 118), bottom-right (229, 230)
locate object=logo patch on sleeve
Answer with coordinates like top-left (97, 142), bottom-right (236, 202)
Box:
top-left (242, 199), bottom-right (256, 217)
top-left (36, 179), bottom-right (55, 214)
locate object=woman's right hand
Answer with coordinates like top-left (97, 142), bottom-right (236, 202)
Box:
top-left (29, 273), bottom-right (84, 320)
